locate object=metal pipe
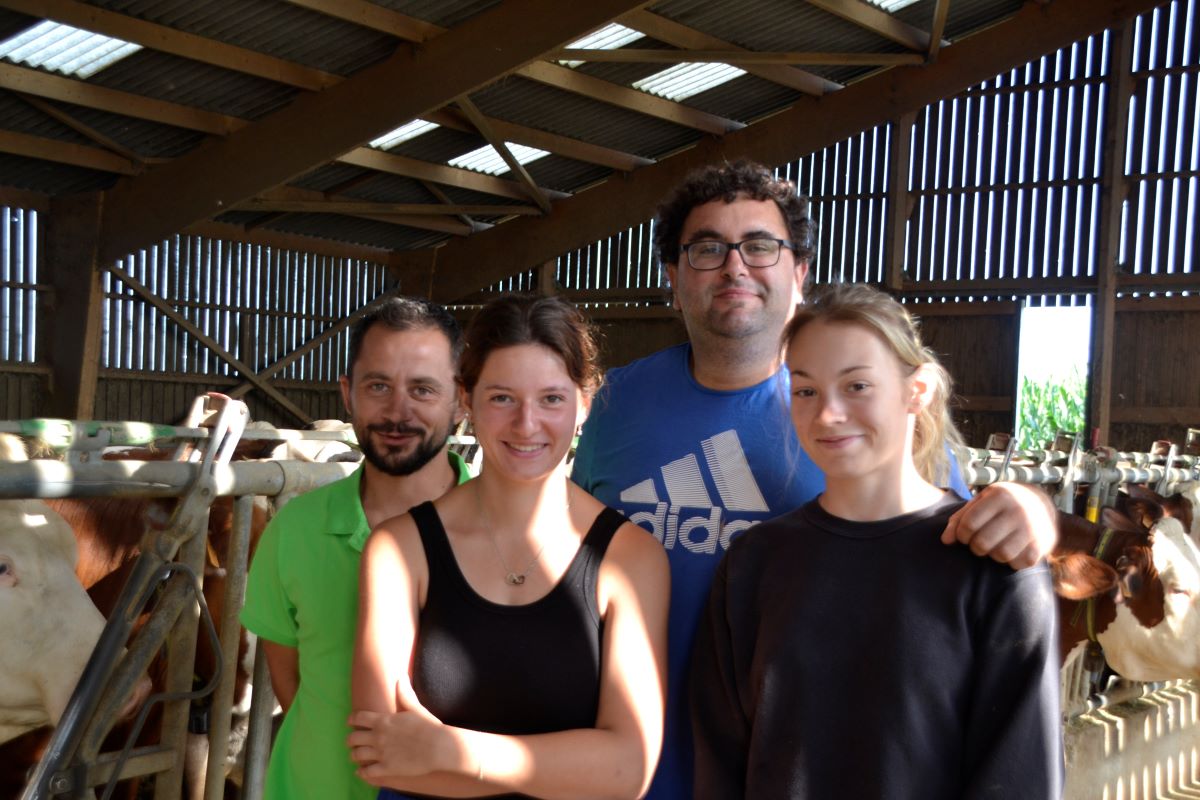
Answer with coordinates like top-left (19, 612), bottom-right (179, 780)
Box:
top-left (203, 496), bottom-right (254, 800)
top-left (0, 460), bottom-right (355, 500)
top-left (241, 638), bottom-right (276, 800)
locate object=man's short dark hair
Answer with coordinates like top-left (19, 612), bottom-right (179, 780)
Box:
top-left (345, 296), bottom-right (463, 379)
top-left (654, 160), bottom-right (817, 273)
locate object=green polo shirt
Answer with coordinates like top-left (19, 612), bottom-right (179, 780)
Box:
top-left (241, 451), bottom-right (471, 800)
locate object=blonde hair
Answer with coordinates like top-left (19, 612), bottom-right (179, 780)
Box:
top-left (782, 283), bottom-right (966, 486)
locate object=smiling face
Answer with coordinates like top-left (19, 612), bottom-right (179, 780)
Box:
top-left (338, 324), bottom-right (462, 477)
top-left (786, 319), bottom-right (921, 488)
top-left (666, 196), bottom-right (809, 346)
top-left (466, 343), bottom-right (588, 483)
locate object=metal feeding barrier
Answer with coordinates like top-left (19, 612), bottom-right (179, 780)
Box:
top-left (1, 400), bottom-right (358, 800)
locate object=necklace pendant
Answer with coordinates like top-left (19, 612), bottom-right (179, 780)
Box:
top-left (506, 572), bottom-right (526, 586)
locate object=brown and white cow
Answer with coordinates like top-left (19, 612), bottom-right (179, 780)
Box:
top-left (1051, 490), bottom-right (1200, 681)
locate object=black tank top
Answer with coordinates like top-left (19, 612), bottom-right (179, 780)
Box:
top-left (409, 500), bottom-right (624, 754)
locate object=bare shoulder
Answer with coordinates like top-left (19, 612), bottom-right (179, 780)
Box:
top-left (362, 510), bottom-right (423, 569)
top-left (605, 520), bottom-right (669, 584)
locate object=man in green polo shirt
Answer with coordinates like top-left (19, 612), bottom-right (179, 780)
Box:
top-left (242, 297), bottom-right (471, 800)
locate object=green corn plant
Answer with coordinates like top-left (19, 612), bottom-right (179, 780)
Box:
top-left (1016, 368), bottom-right (1088, 450)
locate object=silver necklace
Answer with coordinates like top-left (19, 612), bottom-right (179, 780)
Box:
top-left (475, 481), bottom-right (558, 586)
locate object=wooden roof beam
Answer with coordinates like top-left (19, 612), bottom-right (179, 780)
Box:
top-left (234, 186), bottom-right (474, 236)
top-left (0, 128), bottom-right (138, 174)
top-left (237, 198), bottom-right (541, 217)
top-left (619, 9), bottom-right (840, 96)
top-left (455, 95), bottom-right (552, 214)
top-left (407, 0), bottom-right (1164, 302)
top-left (928, 0), bottom-right (952, 62)
top-left (806, 0), bottom-right (945, 52)
top-left (0, 62), bottom-right (241, 134)
top-left (0, 64), bottom-right (557, 203)
top-left (422, 108), bottom-right (653, 172)
top-left (0, 0), bottom-right (339, 91)
top-left (15, 92), bottom-right (147, 166)
top-left (516, 61), bottom-right (742, 135)
top-left (556, 49), bottom-right (924, 67)
top-left (98, 0), bottom-right (647, 265)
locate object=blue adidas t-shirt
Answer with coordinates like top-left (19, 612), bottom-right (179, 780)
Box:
top-left (572, 342), bottom-right (970, 800)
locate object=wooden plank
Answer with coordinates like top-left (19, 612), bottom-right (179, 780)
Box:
top-left (1115, 295), bottom-right (1200, 312)
top-left (956, 395), bottom-right (1014, 412)
top-left (2, 0), bottom-right (338, 91)
top-left (16, 92), bottom-right (146, 165)
top-left (928, 0), bottom-right (951, 61)
top-left (99, 0), bottom-right (649, 265)
top-left (619, 8), bottom-right (839, 95)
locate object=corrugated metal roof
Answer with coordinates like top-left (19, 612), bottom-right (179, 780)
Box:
top-left (89, 50), bottom-right (301, 119)
top-left (0, 0), bottom-right (1085, 255)
top-left (471, 76), bottom-right (700, 159)
top-left (0, 151), bottom-right (115, 193)
top-left (92, 0), bottom-right (397, 75)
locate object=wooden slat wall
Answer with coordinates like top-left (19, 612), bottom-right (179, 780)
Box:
top-left (1108, 297), bottom-right (1200, 449)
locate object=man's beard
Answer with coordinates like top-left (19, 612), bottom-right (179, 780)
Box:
top-left (357, 420), bottom-right (453, 477)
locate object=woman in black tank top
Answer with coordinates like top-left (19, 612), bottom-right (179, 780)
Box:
top-left (349, 296), bottom-right (669, 800)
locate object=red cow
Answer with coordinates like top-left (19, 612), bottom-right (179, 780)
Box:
top-left (0, 493), bottom-right (267, 800)
top-left (1050, 489), bottom-right (1200, 681)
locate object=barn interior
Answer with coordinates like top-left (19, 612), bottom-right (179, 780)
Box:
top-left (3, 3), bottom-right (1200, 799)
top-left (1, 0), bottom-right (1196, 453)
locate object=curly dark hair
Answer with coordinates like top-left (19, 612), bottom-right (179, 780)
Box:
top-left (654, 160), bottom-right (816, 275)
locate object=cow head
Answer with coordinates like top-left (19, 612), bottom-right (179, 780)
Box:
top-left (0, 500), bottom-right (108, 744)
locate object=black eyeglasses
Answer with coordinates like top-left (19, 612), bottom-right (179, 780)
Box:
top-left (680, 238), bottom-right (796, 270)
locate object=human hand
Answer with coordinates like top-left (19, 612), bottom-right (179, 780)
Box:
top-left (940, 482), bottom-right (1057, 569)
top-left (347, 682), bottom-right (450, 784)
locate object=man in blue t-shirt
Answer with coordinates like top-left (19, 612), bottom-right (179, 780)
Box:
top-left (571, 160), bottom-right (1058, 800)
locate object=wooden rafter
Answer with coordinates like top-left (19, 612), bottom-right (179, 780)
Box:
top-left (0, 128), bottom-right (138, 174)
top-left (401, 0), bottom-right (1164, 302)
top-left (807, 0), bottom-right (942, 52)
top-left (186, 220), bottom-right (399, 264)
top-left (7, 0), bottom-right (655, 180)
top-left (419, 179), bottom-right (481, 231)
top-left (279, 0), bottom-right (442, 42)
top-left (423, 108), bottom-right (653, 172)
top-left (0, 0), bottom-right (339, 91)
top-left (928, 0), bottom-right (952, 61)
top-left (0, 63), bottom-right (561, 207)
top-left (237, 198), bottom-right (542, 217)
top-left (619, 8), bottom-right (841, 96)
top-left (0, 62), bottom-right (240, 134)
top-left (96, 0), bottom-right (650, 264)
top-left (555, 49), bottom-right (924, 66)
top-left (15, 93), bottom-right (146, 166)
top-left (455, 96), bottom-right (552, 214)
top-left (233, 186), bottom-right (473, 236)
top-left (516, 61), bottom-right (742, 136)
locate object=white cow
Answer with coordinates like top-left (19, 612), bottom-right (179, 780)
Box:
top-left (0, 475), bottom-right (108, 744)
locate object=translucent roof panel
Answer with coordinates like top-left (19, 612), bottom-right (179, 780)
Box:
top-left (560, 23), bottom-right (645, 68)
top-left (0, 21), bottom-right (142, 78)
top-left (868, 0), bottom-right (921, 11)
top-left (448, 142), bottom-right (550, 175)
top-left (633, 63), bottom-right (748, 101)
top-left (371, 119), bottom-right (440, 150)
